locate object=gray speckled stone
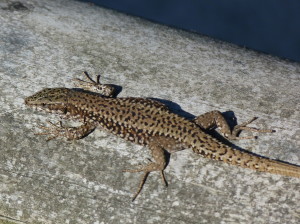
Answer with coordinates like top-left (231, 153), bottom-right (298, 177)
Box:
top-left (0, 0), bottom-right (299, 223)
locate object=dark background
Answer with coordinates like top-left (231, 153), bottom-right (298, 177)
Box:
top-left (82, 0), bottom-right (300, 62)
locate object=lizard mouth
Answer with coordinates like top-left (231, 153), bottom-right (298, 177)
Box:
top-left (25, 102), bottom-right (52, 113)
top-left (24, 98), bottom-right (66, 114)
top-left (24, 97), bottom-right (41, 106)
top-left (24, 98), bottom-right (48, 109)
top-left (26, 104), bottom-right (68, 118)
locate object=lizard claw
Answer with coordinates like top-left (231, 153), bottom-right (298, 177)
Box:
top-left (73, 71), bottom-right (100, 86)
top-left (35, 121), bottom-right (68, 141)
top-left (123, 163), bottom-right (168, 201)
top-left (131, 172), bottom-right (149, 202)
top-left (228, 117), bottom-right (275, 140)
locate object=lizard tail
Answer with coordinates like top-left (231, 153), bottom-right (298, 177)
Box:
top-left (256, 157), bottom-right (300, 178)
top-left (193, 143), bottom-right (300, 178)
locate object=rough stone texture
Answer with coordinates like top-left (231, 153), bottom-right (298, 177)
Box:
top-left (0, 0), bottom-right (299, 223)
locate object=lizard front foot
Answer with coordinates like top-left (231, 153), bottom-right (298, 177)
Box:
top-left (73, 71), bottom-right (116, 97)
top-left (35, 121), bottom-right (96, 141)
top-left (35, 121), bottom-right (69, 141)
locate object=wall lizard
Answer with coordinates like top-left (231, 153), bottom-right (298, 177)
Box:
top-left (25, 72), bottom-right (300, 201)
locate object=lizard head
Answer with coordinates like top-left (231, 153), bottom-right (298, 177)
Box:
top-left (25, 88), bottom-right (70, 112)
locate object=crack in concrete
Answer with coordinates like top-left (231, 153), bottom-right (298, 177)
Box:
top-left (0, 214), bottom-right (27, 224)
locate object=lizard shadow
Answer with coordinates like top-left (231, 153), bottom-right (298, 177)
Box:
top-left (110, 84), bottom-right (123, 97)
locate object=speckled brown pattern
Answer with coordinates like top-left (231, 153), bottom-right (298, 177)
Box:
top-left (24, 73), bottom-right (300, 200)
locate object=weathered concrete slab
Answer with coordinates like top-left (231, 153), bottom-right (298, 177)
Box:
top-left (0, 0), bottom-right (299, 223)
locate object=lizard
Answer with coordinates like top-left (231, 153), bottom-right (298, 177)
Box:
top-left (25, 72), bottom-right (300, 201)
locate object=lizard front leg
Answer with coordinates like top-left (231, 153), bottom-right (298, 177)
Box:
top-left (193, 110), bottom-right (275, 140)
top-left (73, 71), bottom-right (116, 97)
top-left (35, 121), bottom-right (96, 141)
top-left (123, 136), bottom-right (186, 201)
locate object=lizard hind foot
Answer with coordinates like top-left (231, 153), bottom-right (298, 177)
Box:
top-left (229, 117), bottom-right (275, 140)
top-left (122, 137), bottom-right (170, 201)
top-left (193, 111), bottom-right (275, 140)
top-left (123, 162), bottom-right (168, 201)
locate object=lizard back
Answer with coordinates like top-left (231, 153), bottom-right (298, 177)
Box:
top-left (25, 87), bottom-right (300, 179)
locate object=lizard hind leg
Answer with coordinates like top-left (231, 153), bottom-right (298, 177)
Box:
top-left (123, 136), bottom-right (178, 201)
top-left (193, 110), bottom-right (275, 140)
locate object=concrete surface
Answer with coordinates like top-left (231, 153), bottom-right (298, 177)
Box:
top-left (0, 0), bottom-right (299, 223)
